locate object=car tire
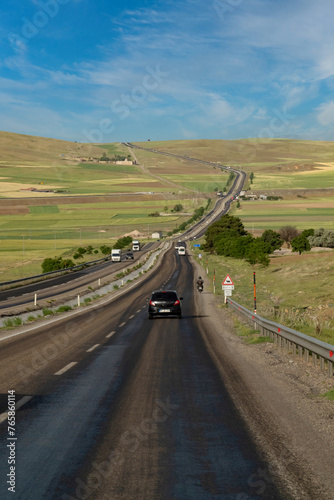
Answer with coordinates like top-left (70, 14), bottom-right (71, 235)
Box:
top-left (148, 313), bottom-right (153, 320)
top-left (178, 314), bottom-right (182, 319)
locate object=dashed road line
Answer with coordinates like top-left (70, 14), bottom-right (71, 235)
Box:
top-left (136, 310), bottom-right (141, 313)
top-left (0, 396), bottom-right (33, 425)
top-left (129, 315), bottom-right (134, 319)
top-left (106, 331), bottom-right (115, 338)
top-left (54, 362), bottom-right (77, 376)
top-left (119, 322), bottom-right (126, 328)
top-left (86, 344), bottom-right (100, 352)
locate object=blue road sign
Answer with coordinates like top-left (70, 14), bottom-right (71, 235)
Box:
top-left (194, 244), bottom-right (201, 247)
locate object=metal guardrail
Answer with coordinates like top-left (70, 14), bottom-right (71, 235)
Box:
top-left (227, 298), bottom-right (334, 377)
top-left (0, 256), bottom-right (111, 287)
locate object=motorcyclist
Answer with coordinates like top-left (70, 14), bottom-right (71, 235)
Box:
top-left (196, 276), bottom-right (204, 291)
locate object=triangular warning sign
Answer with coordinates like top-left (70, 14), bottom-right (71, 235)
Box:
top-left (223, 274), bottom-right (234, 285)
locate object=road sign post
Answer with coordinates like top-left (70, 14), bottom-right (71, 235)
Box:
top-left (222, 274), bottom-right (234, 303)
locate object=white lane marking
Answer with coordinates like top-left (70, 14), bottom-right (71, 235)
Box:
top-left (106, 331), bottom-right (115, 338)
top-left (119, 322), bottom-right (126, 328)
top-left (129, 315), bottom-right (134, 319)
top-left (86, 344), bottom-right (100, 352)
top-left (136, 310), bottom-right (141, 313)
top-left (0, 396), bottom-right (33, 424)
top-left (54, 361), bottom-right (77, 376)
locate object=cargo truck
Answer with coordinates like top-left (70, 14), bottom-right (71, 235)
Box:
top-left (132, 240), bottom-right (141, 251)
top-left (111, 249), bottom-right (122, 262)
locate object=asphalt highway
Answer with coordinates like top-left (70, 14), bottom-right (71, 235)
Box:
top-left (0, 243), bottom-right (157, 311)
top-left (0, 248), bottom-right (285, 499)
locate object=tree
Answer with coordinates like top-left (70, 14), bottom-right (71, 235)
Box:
top-left (261, 229), bottom-right (283, 252)
top-left (291, 235), bottom-right (311, 255)
top-left (173, 204), bottom-right (183, 212)
top-left (100, 245), bottom-right (112, 255)
top-left (113, 236), bottom-right (132, 249)
top-left (42, 257), bottom-right (73, 273)
top-left (278, 226), bottom-right (299, 248)
top-left (308, 228), bottom-right (334, 248)
top-left (301, 228), bottom-right (314, 238)
top-left (245, 240), bottom-right (270, 266)
top-left (204, 214), bottom-right (247, 251)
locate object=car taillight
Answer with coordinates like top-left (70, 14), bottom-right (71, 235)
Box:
top-left (174, 300), bottom-right (180, 305)
top-left (149, 300), bottom-right (156, 306)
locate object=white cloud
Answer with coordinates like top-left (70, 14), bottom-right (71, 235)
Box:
top-left (316, 101), bottom-right (334, 125)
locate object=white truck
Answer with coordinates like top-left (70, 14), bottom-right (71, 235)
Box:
top-left (111, 249), bottom-right (122, 262)
top-left (178, 246), bottom-right (186, 256)
top-left (132, 240), bottom-right (141, 251)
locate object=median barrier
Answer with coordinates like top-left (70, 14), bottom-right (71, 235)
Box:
top-left (227, 299), bottom-right (334, 377)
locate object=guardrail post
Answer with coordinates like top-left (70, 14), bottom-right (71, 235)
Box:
top-left (312, 353), bottom-right (317, 367)
top-left (34, 293), bottom-right (37, 306)
top-left (305, 349), bottom-right (309, 363)
top-left (298, 346), bottom-right (303, 359)
top-left (328, 361), bottom-right (333, 377)
top-left (320, 357), bottom-right (325, 371)
top-left (77, 295), bottom-right (80, 307)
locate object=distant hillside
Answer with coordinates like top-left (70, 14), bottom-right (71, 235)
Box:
top-left (134, 138), bottom-right (334, 171)
top-left (0, 131), bottom-right (106, 165)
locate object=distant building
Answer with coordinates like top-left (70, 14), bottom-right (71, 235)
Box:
top-left (115, 160), bottom-right (134, 165)
top-left (152, 231), bottom-right (162, 239)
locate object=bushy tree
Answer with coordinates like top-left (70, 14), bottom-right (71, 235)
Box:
top-left (100, 245), bottom-right (112, 255)
top-left (308, 228), bottom-right (334, 248)
top-left (291, 235), bottom-right (311, 255)
top-left (113, 236), bottom-right (132, 249)
top-left (203, 214), bottom-right (247, 251)
top-left (301, 228), bottom-right (314, 238)
top-left (245, 240), bottom-right (270, 266)
top-left (261, 229), bottom-right (283, 252)
top-left (42, 257), bottom-right (73, 273)
top-left (173, 204), bottom-right (183, 212)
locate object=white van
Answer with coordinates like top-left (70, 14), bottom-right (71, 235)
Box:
top-left (178, 246), bottom-right (186, 256)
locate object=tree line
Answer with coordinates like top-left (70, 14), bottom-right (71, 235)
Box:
top-left (202, 215), bottom-right (334, 266)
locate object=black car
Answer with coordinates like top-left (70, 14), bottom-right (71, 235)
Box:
top-left (124, 252), bottom-right (134, 260)
top-left (148, 290), bottom-right (183, 319)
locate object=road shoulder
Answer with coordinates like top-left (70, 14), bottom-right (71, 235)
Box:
top-left (191, 256), bottom-right (334, 500)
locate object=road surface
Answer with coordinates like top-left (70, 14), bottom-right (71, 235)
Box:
top-left (0, 249), bottom-right (286, 499)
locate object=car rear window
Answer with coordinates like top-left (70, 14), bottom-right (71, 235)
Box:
top-left (152, 292), bottom-right (177, 301)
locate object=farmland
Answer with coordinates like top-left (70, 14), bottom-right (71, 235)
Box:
top-left (0, 134), bottom-right (334, 282)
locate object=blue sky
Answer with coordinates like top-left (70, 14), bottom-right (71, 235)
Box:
top-left (1, 0), bottom-right (334, 143)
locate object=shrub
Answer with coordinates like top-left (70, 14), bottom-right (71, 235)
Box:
top-left (56, 305), bottom-right (72, 313)
top-left (3, 319), bottom-right (14, 328)
top-left (42, 256), bottom-right (73, 272)
top-left (43, 308), bottom-right (54, 316)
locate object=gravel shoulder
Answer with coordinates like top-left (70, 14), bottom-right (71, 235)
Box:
top-left (192, 256), bottom-right (334, 499)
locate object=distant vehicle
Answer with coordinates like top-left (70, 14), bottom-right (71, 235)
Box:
top-left (111, 249), bottom-right (121, 262)
top-left (178, 246), bottom-right (186, 256)
top-left (175, 240), bottom-right (186, 250)
top-left (132, 240), bottom-right (141, 251)
top-left (124, 252), bottom-right (134, 260)
top-left (148, 290), bottom-right (183, 319)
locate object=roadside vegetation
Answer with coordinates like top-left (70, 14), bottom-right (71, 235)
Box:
top-left (193, 220), bottom-right (334, 344)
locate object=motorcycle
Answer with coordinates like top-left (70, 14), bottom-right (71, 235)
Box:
top-left (197, 284), bottom-right (203, 293)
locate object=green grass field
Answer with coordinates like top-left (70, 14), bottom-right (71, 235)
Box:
top-left (234, 196), bottom-right (334, 230)
top-left (0, 134), bottom-right (334, 283)
top-left (252, 171), bottom-right (334, 190)
top-left (192, 242), bottom-right (334, 345)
